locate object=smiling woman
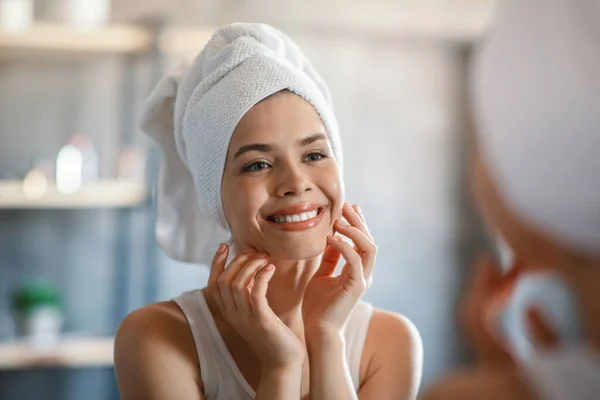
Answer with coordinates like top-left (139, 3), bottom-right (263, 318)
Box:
top-left (222, 91), bottom-right (343, 261)
top-left (113, 23), bottom-right (422, 400)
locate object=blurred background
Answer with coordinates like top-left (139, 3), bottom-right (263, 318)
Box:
top-left (0, 0), bottom-right (497, 398)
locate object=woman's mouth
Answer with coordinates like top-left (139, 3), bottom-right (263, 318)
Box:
top-left (265, 206), bottom-right (327, 231)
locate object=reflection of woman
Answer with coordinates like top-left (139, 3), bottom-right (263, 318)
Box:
top-left (114, 23), bottom-right (422, 400)
top-left (425, 0), bottom-right (600, 399)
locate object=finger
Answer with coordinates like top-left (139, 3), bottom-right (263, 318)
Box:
top-left (327, 236), bottom-right (364, 290)
top-left (526, 306), bottom-right (561, 350)
top-left (208, 243), bottom-right (229, 286)
top-left (334, 220), bottom-right (376, 277)
top-left (483, 262), bottom-right (522, 318)
top-left (231, 255), bottom-right (270, 312)
top-left (468, 256), bottom-right (502, 303)
top-left (342, 203), bottom-right (373, 241)
top-left (217, 250), bottom-right (255, 311)
top-left (352, 204), bottom-right (365, 223)
top-left (463, 255), bottom-right (519, 328)
top-left (314, 244), bottom-right (342, 278)
top-left (462, 255), bottom-right (521, 367)
top-left (465, 256), bottom-right (520, 315)
top-left (461, 257), bottom-right (502, 360)
top-left (250, 264), bottom-right (276, 317)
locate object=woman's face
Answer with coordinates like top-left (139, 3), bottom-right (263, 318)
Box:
top-left (221, 92), bottom-right (344, 260)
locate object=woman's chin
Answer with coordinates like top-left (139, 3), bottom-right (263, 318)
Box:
top-left (265, 240), bottom-right (327, 261)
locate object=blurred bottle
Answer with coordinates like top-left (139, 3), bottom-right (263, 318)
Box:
top-left (56, 135), bottom-right (98, 194)
top-left (117, 147), bottom-right (146, 183)
top-left (0, 0), bottom-right (33, 32)
top-left (11, 280), bottom-right (63, 350)
top-left (22, 158), bottom-right (53, 199)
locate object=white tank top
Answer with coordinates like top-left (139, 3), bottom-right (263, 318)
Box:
top-left (519, 348), bottom-right (600, 400)
top-left (174, 289), bottom-right (374, 399)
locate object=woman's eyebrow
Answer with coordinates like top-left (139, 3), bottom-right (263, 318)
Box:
top-left (233, 133), bottom-right (326, 159)
top-left (233, 143), bottom-right (273, 159)
top-left (298, 133), bottom-right (327, 147)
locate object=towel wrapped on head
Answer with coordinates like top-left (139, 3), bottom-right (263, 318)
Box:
top-left (139, 23), bottom-right (342, 265)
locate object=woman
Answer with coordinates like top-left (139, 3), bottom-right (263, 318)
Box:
top-left (114, 23), bottom-right (422, 400)
top-left (424, 0), bottom-right (600, 398)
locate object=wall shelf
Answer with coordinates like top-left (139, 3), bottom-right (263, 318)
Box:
top-left (158, 26), bottom-right (214, 56)
top-left (288, 2), bottom-right (496, 44)
top-left (0, 337), bottom-right (114, 370)
top-left (0, 23), bottom-right (215, 58)
top-left (0, 23), bottom-right (152, 56)
top-left (0, 4), bottom-right (494, 59)
top-left (0, 180), bottom-right (146, 209)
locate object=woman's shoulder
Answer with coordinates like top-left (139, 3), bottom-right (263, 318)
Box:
top-left (114, 301), bottom-right (203, 398)
top-left (116, 300), bottom-right (193, 343)
top-left (115, 301), bottom-right (198, 366)
top-left (365, 307), bottom-right (422, 357)
top-left (359, 307), bottom-right (423, 396)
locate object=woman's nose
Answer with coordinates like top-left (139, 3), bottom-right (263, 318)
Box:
top-left (275, 164), bottom-right (312, 197)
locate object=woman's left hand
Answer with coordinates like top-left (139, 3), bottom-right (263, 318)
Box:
top-left (461, 256), bottom-right (560, 368)
top-left (302, 203), bottom-right (376, 338)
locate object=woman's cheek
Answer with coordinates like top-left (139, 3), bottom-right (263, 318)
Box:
top-left (223, 180), bottom-right (257, 234)
top-left (321, 166), bottom-right (344, 219)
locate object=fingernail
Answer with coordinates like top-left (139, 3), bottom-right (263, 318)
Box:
top-left (217, 243), bottom-right (227, 254)
top-left (336, 219), bottom-right (349, 227)
top-left (328, 235), bottom-right (341, 242)
top-left (354, 204), bottom-right (362, 214)
top-left (263, 264), bottom-right (275, 271)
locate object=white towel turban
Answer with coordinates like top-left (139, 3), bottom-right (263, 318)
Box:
top-left (139, 23), bottom-right (342, 265)
top-left (472, 0), bottom-right (600, 258)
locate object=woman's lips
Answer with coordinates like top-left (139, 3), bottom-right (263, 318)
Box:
top-left (264, 206), bottom-right (327, 232)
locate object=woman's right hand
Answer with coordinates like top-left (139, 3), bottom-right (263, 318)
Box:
top-left (207, 244), bottom-right (305, 370)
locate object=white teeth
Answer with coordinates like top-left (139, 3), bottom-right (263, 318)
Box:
top-left (272, 210), bottom-right (319, 223)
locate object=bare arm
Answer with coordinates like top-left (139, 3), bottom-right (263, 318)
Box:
top-left (358, 310), bottom-right (423, 400)
top-left (114, 302), bottom-right (205, 400)
top-left (303, 205), bottom-right (422, 399)
top-left (306, 310), bottom-right (423, 400)
top-left (255, 365), bottom-right (303, 400)
top-left (307, 330), bottom-right (357, 400)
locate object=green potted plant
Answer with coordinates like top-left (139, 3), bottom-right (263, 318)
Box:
top-left (11, 280), bottom-right (63, 349)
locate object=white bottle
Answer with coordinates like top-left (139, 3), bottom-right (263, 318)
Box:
top-left (41, 0), bottom-right (110, 28)
top-left (56, 135), bottom-right (98, 194)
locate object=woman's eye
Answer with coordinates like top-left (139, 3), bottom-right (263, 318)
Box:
top-left (242, 161), bottom-right (271, 172)
top-left (304, 152), bottom-right (328, 162)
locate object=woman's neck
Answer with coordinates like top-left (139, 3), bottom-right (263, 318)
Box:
top-left (265, 257), bottom-right (321, 331)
